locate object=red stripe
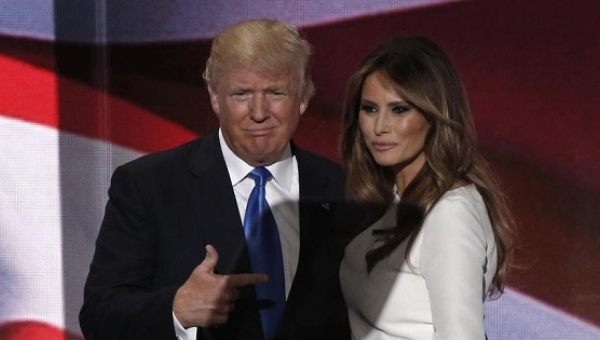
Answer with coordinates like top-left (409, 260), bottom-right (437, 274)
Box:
top-left (0, 54), bottom-right (197, 153)
top-left (0, 321), bottom-right (81, 340)
top-left (0, 54), bottom-right (58, 127)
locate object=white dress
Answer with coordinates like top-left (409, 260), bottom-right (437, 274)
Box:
top-left (339, 185), bottom-right (497, 340)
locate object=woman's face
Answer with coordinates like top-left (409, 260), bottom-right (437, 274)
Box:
top-left (358, 71), bottom-right (431, 178)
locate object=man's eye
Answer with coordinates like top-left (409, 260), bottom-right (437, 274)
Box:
top-left (232, 92), bottom-right (249, 100)
top-left (268, 91), bottom-right (286, 98)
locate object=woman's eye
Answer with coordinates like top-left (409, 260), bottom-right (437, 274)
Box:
top-left (360, 104), bottom-right (377, 113)
top-left (392, 105), bottom-right (411, 114)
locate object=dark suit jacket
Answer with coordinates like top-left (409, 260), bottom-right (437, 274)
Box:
top-left (79, 132), bottom-right (350, 340)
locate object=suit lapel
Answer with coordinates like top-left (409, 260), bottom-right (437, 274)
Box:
top-left (277, 147), bottom-right (338, 338)
top-left (182, 133), bottom-right (251, 274)
top-left (180, 139), bottom-right (342, 339)
top-left (295, 146), bottom-right (336, 256)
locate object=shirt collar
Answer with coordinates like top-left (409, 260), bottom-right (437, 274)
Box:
top-left (219, 128), bottom-right (294, 192)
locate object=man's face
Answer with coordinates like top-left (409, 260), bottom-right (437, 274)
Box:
top-left (209, 68), bottom-right (308, 166)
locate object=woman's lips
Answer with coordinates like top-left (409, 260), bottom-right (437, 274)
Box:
top-left (371, 142), bottom-right (396, 151)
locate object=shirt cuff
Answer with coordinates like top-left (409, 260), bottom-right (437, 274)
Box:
top-left (173, 311), bottom-right (198, 340)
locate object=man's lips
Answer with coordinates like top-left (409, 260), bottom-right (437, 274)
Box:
top-left (244, 126), bottom-right (276, 136)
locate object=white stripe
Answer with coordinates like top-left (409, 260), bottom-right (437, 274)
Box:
top-left (0, 0), bottom-right (461, 43)
top-left (485, 288), bottom-right (600, 339)
top-left (0, 0), bottom-right (54, 40)
top-left (0, 116), bottom-right (63, 328)
top-left (0, 115), bottom-right (142, 333)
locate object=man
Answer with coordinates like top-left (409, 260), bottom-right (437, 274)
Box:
top-left (79, 19), bottom-right (350, 340)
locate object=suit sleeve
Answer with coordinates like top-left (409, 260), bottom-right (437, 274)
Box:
top-left (79, 164), bottom-right (180, 340)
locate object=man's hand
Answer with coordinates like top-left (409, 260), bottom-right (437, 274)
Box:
top-left (173, 245), bottom-right (268, 328)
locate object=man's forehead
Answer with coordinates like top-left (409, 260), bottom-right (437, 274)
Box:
top-left (222, 68), bottom-right (296, 88)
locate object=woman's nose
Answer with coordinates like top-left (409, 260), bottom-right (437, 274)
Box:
top-left (373, 113), bottom-right (390, 136)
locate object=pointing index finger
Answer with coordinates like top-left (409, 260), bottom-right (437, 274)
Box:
top-left (226, 273), bottom-right (269, 287)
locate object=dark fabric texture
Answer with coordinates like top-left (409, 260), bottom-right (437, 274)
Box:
top-left (79, 131), bottom-right (350, 340)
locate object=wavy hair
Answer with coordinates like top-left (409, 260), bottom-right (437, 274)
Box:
top-left (340, 36), bottom-right (515, 295)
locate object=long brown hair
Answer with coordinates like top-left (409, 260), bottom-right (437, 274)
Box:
top-left (340, 36), bottom-right (515, 295)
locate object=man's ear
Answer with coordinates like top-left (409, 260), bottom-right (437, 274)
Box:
top-left (207, 85), bottom-right (219, 114)
top-left (299, 99), bottom-right (308, 115)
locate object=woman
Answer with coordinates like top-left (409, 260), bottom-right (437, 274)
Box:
top-left (338, 36), bottom-right (515, 339)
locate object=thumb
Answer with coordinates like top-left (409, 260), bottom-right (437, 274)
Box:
top-left (198, 244), bottom-right (219, 273)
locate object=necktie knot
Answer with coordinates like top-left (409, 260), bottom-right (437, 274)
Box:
top-left (247, 167), bottom-right (273, 187)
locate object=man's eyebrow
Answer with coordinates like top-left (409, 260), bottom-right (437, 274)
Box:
top-left (265, 85), bottom-right (288, 91)
top-left (230, 86), bottom-right (252, 92)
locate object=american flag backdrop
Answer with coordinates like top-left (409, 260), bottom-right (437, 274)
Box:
top-left (1, 0), bottom-right (600, 339)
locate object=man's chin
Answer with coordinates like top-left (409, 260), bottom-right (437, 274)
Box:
top-left (244, 146), bottom-right (287, 167)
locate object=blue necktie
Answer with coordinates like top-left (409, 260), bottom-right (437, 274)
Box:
top-left (243, 167), bottom-right (286, 340)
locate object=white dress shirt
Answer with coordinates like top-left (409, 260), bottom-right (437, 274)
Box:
top-left (175, 129), bottom-right (300, 339)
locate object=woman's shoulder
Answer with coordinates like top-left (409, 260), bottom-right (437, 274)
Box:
top-left (423, 183), bottom-right (490, 236)
top-left (439, 183), bottom-right (484, 208)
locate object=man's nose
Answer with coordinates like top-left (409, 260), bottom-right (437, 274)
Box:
top-left (249, 95), bottom-right (270, 121)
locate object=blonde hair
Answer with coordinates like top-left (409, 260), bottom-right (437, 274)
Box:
top-left (203, 19), bottom-right (314, 99)
top-left (340, 36), bottom-right (515, 295)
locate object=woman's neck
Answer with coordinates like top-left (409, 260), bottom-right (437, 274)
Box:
top-left (393, 154), bottom-right (426, 197)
